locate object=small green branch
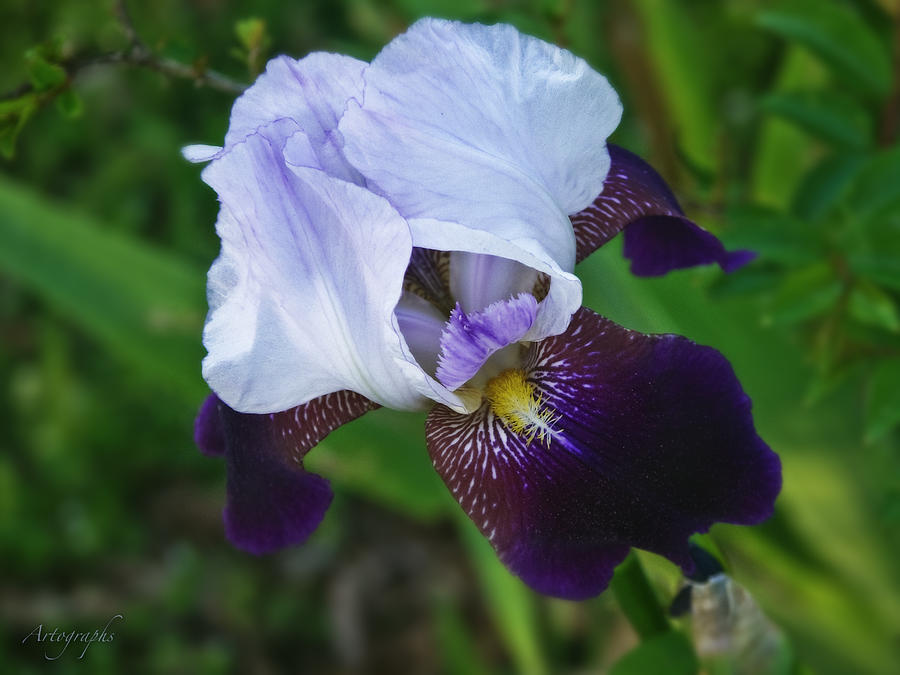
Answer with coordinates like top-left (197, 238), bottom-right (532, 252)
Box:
top-left (0, 0), bottom-right (247, 104)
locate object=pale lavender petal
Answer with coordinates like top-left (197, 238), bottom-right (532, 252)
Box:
top-left (449, 252), bottom-right (539, 314)
top-left (340, 18), bottom-right (620, 339)
top-left (225, 53), bottom-right (366, 182)
top-left (182, 144), bottom-right (223, 163)
top-left (426, 307), bottom-right (780, 599)
top-left (201, 128), bottom-right (462, 413)
top-left (394, 291), bottom-right (446, 375)
top-left (436, 294), bottom-right (537, 390)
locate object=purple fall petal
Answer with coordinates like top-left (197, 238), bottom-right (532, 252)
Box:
top-left (195, 392), bottom-right (379, 554)
top-left (194, 394), bottom-right (226, 457)
top-left (426, 307), bottom-right (780, 599)
top-left (624, 216), bottom-right (757, 276)
top-left (571, 145), bottom-right (753, 275)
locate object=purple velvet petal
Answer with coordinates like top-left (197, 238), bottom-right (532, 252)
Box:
top-left (624, 216), bottom-right (757, 276)
top-left (436, 294), bottom-right (537, 390)
top-left (194, 391), bottom-right (379, 554)
top-left (194, 394), bottom-right (226, 457)
top-left (426, 307), bottom-right (780, 599)
top-left (570, 145), bottom-right (753, 275)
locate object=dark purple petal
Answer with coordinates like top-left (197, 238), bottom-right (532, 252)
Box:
top-left (426, 307), bottom-right (780, 599)
top-left (194, 394), bottom-right (226, 457)
top-left (436, 294), bottom-right (537, 390)
top-left (623, 216), bottom-right (756, 277)
top-left (195, 391), bottom-right (379, 554)
top-left (570, 145), bottom-right (753, 275)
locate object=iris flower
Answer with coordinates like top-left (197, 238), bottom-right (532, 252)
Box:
top-left (187, 18), bottom-right (780, 600)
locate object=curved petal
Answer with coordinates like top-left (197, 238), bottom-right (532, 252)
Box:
top-left (571, 145), bottom-right (754, 274)
top-left (449, 252), bottom-right (539, 314)
top-left (195, 392), bottom-right (378, 554)
top-left (426, 307), bottom-right (780, 599)
top-left (223, 53), bottom-right (366, 182)
top-left (340, 18), bottom-right (619, 336)
top-left (436, 294), bottom-right (537, 390)
top-left (394, 291), bottom-right (446, 376)
top-left (201, 128), bottom-right (462, 413)
top-left (182, 144), bottom-right (223, 163)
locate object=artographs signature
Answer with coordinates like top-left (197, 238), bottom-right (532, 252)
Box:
top-left (21, 614), bottom-right (123, 660)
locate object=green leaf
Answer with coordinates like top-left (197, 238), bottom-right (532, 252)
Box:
top-left (724, 205), bottom-right (819, 265)
top-left (631, 0), bottom-right (718, 171)
top-left (757, 0), bottom-right (892, 98)
top-left (765, 262), bottom-right (842, 326)
top-left (305, 409), bottom-right (451, 520)
top-left (848, 282), bottom-right (900, 333)
top-left (865, 357), bottom-right (900, 441)
top-left (233, 18), bottom-right (270, 76)
top-left (456, 513), bottom-right (547, 675)
top-left (850, 146), bottom-right (900, 224)
top-left (761, 91), bottom-right (872, 150)
top-left (24, 50), bottom-right (67, 92)
top-left (850, 253), bottom-right (900, 292)
top-left (55, 88), bottom-right (83, 118)
top-left (0, 176), bottom-right (206, 404)
top-left (750, 47), bottom-right (826, 208)
top-left (0, 95), bottom-right (38, 159)
top-left (433, 595), bottom-right (493, 675)
top-left (792, 153), bottom-right (867, 222)
top-left (611, 553), bottom-right (670, 640)
top-left (610, 630), bottom-right (698, 675)
top-left (234, 18), bottom-right (267, 51)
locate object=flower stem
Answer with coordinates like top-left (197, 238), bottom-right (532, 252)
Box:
top-left (611, 552), bottom-right (670, 640)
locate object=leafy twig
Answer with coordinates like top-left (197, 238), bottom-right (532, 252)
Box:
top-left (0, 0), bottom-right (247, 103)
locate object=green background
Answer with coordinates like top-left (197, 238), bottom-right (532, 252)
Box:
top-left (1, 0), bottom-right (898, 673)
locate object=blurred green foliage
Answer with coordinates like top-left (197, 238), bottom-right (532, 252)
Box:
top-left (1, 0), bottom-right (898, 673)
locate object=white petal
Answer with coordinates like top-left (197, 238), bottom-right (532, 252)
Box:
top-left (340, 18), bottom-right (623, 273)
top-left (182, 144), bottom-right (223, 163)
top-left (201, 128), bottom-right (462, 413)
top-left (225, 53), bottom-right (366, 182)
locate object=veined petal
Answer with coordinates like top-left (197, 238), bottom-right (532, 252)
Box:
top-left (223, 53), bottom-right (366, 182)
top-left (449, 252), bottom-right (539, 314)
top-left (446, 250), bottom-right (579, 346)
top-left (196, 392), bottom-right (378, 554)
top-left (201, 128), bottom-right (462, 413)
top-left (436, 294), bottom-right (538, 390)
top-left (571, 145), bottom-right (754, 274)
top-left (426, 307), bottom-right (780, 599)
top-left (340, 18), bottom-right (621, 290)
